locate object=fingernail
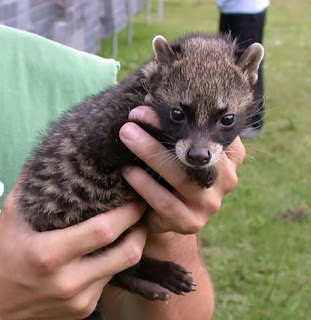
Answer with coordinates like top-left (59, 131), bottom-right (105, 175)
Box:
top-left (129, 108), bottom-right (146, 122)
top-left (144, 94), bottom-right (153, 106)
top-left (121, 165), bottom-right (133, 176)
top-left (120, 123), bottom-right (140, 140)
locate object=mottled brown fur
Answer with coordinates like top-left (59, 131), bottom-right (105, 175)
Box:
top-left (17, 33), bottom-right (263, 302)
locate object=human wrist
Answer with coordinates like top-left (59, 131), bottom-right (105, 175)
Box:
top-left (144, 232), bottom-right (202, 266)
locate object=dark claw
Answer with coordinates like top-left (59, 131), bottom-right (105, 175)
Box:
top-left (163, 293), bottom-right (171, 301)
top-left (179, 282), bottom-right (194, 292)
top-left (129, 256), bottom-right (195, 299)
top-left (177, 266), bottom-right (192, 274)
top-left (177, 275), bottom-right (195, 287)
top-left (152, 291), bottom-right (171, 301)
top-left (157, 292), bottom-right (171, 301)
top-left (157, 291), bottom-right (171, 301)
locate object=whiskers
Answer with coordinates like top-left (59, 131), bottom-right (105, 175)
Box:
top-left (242, 143), bottom-right (272, 158)
top-left (219, 139), bottom-right (255, 164)
top-left (155, 149), bottom-right (181, 171)
top-left (243, 96), bottom-right (282, 130)
top-left (243, 96), bottom-right (266, 128)
top-left (224, 135), bottom-right (272, 165)
top-left (225, 147), bottom-right (255, 163)
top-left (141, 147), bottom-right (183, 180)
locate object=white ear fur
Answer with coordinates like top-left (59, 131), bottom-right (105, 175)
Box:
top-left (152, 35), bottom-right (175, 64)
top-left (237, 43), bottom-right (264, 85)
top-left (152, 35), bottom-right (167, 53)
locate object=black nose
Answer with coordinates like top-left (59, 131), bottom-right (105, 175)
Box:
top-left (186, 147), bottom-right (211, 166)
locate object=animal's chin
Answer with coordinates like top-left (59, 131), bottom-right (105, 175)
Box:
top-left (175, 157), bottom-right (216, 187)
top-left (185, 165), bottom-right (217, 188)
top-left (174, 151), bottom-right (217, 187)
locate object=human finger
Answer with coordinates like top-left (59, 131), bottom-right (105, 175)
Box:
top-left (129, 108), bottom-right (245, 173)
top-left (212, 155), bottom-right (239, 198)
top-left (122, 166), bottom-right (208, 234)
top-left (120, 120), bottom-right (216, 226)
top-left (34, 279), bottom-right (105, 319)
top-left (63, 225), bottom-right (147, 287)
top-left (224, 136), bottom-right (246, 169)
top-left (124, 112), bottom-right (245, 203)
top-left (119, 122), bottom-right (204, 197)
top-left (58, 279), bottom-right (105, 319)
top-left (129, 105), bottom-right (161, 129)
top-left (31, 201), bottom-right (146, 267)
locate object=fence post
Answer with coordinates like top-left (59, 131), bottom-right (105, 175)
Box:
top-left (146, 0), bottom-right (151, 24)
top-left (127, 0), bottom-right (133, 45)
top-left (158, 0), bottom-right (164, 21)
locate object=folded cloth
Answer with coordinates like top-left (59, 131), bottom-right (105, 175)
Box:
top-left (0, 25), bottom-right (120, 208)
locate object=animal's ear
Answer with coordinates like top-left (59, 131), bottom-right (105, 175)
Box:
top-left (237, 43), bottom-right (264, 85)
top-left (152, 35), bottom-right (175, 64)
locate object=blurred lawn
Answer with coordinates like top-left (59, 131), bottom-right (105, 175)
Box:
top-left (99, 0), bottom-right (311, 319)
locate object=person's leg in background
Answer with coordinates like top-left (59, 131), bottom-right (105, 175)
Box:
top-left (219, 9), bottom-right (267, 137)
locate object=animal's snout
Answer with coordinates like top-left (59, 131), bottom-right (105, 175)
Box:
top-left (186, 147), bottom-right (211, 166)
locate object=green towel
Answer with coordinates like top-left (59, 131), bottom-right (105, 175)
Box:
top-left (0, 25), bottom-right (120, 208)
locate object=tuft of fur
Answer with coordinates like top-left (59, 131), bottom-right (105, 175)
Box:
top-left (17, 33), bottom-right (264, 301)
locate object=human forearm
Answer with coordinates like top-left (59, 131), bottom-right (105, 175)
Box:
top-left (0, 187), bottom-right (146, 320)
top-left (101, 107), bottom-right (245, 319)
top-left (128, 232), bottom-right (214, 320)
top-left (102, 232), bottom-right (214, 320)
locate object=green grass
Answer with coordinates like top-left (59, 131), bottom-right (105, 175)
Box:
top-left (99, 1), bottom-right (311, 318)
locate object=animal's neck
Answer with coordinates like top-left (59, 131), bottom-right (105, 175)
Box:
top-left (80, 69), bottom-right (150, 173)
top-left (118, 69), bottom-right (150, 108)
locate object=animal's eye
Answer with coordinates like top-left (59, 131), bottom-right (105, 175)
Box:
top-left (170, 108), bottom-right (186, 122)
top-left (220, 114), bottom-right (235, 127)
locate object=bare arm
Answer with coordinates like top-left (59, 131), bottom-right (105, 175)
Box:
top-left (102, 232), bottom-right (214, 320)
top-left (0, 187), bottom-right (147, 320)
top-left (101, 106), bottom-right (246, 320)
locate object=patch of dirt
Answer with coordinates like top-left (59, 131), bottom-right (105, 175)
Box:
top-left (275, 205), bottom-right (309, 222)
top-left (200, 237), bottom-right (212, 247)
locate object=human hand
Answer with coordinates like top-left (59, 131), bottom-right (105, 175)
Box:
top-left (119, 106), bottom-right (246, 234)
top-left (0, 186), bottom-right (146, 320)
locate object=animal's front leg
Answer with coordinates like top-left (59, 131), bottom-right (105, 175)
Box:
top-left (109, 255), bottom-right (195, 301)
top-left (110, 272), bottom-right (171, 301)
top-left (138, 256), bottom-right (196, 295)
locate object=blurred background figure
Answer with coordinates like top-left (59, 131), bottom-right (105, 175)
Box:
top-left (217, 0), bottom-right (270, 138)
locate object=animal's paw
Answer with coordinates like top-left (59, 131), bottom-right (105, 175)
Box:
top-left (110, 272), bottom-right (172, 301)
top-left (110, 256), bottom-right (196, 301)
top-left (154, 261), bottom-right (196, 295)
top-left (140, 257), bottom-right (196, 296)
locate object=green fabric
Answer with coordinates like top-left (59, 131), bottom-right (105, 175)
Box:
top-left (0, 25), bottom-right (120, 209)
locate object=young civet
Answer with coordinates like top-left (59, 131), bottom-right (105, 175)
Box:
top-left (18, 33), bottom-right (264, 301)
